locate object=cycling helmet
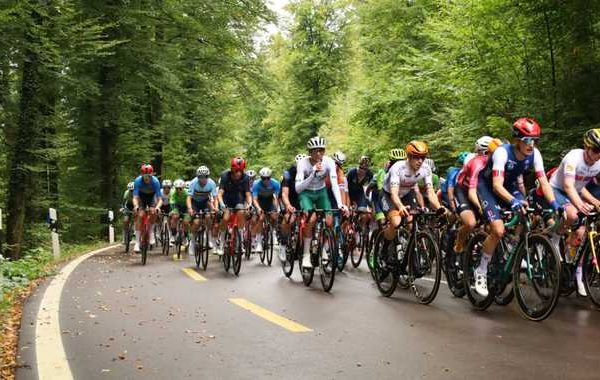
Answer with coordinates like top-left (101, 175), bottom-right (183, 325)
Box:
top-left (513, 118), bottom-right (541, 138)
top-left (140, 164), bottom-right (153, 175)
top-left (259, 167), bottom-right (272, 178)
top-left (583, 129), bottom-right (600, 150)
top-left (307, 136), bottom-right (326, 150)
top-left (162, 179), bottom-right (172, 188)
top-left (230, 156), bottom-right (247, 171)
top-left (127, 182), bottom-right (134, 191)
top-left (184, 180), bottom-right (191, 189)
top-left (174, 179), bottom-right (185, 188)
top-left (196, 165), bottom-right (210, 177)
top-left (246, 169), bottom-right (256, 179)
top-left (388, 148), bottom-right (407, 160)
top-left (488, 138), bottom-right (504, 153)
top-left (405, 140), bottom-right (429, 157)
top-left (295, 153), bottom-right (308, 162)
top-left (424, 158), bottom-right (437, 173)
top-left (456, 151), bottom-right (470, 166)
top-left (475, 136), bottom-right (493, 154)
top-left (359, 155), bottom-right (371, 165)
top-left (332, 151), bottom-right (346, 166)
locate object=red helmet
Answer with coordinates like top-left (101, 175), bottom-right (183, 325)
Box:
top-left (140, 164), bottom-right (154, 175)
top-left (513, 118), bottom-right (541, 138)
top-left (230, 157), bottom-right (247, 171)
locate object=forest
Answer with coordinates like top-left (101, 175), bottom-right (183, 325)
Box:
top-left (1, 0), bottom-right (600, 260)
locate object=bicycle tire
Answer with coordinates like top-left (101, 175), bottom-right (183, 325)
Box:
top-left (124, 227), bottom-right (131, 254)
top-left (194, 227), bottom-right (203, 269)
top-left (442, 229), bottom-right (466, 298)
top-left (259, 225), bottom-right (267, 263)
top-left (141, 243), bottom-right (148, 265)
top-left (514, 234), bottom-right (561, 321)
top-left (232, 227), bottom-right (243, 276)
top-left (300, 240), bottom-right (314, 286)
top-left (282, 228), bottom-right (297, 278)
top-left (463, 231), bottom-right (495, 310)
top-left (409, 231), bottom-right (442, 304)
top-left (201, 228), bottom-right (209, 271)
top-left (583, 241), bottom-right (600, 307)
top-left (351, 227), bottom-right (366, 268)
top-left (372, 234), bottom-right (399, 297)
top-left (266, 227), bottom-right (274, 266)
top-left (320, 228), bottom-right (337, 292)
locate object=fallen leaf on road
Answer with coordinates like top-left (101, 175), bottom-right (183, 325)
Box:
top-left (101, 369), bottom-right (111, 373)
top-left (118, 350), bottom-right (127, 360)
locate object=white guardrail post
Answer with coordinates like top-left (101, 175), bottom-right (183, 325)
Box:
top-left (48, 208), bottom-right (60, 258)
top-left (108, 210), bottom-right (115, 243)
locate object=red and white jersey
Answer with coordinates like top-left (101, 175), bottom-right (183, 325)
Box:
top-left (383, 160), bottom-right (432, 197)
top-left (550, 149), bottom-right (600, 193)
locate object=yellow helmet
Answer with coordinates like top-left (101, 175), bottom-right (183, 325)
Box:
top-left (389, 148), bottom-right (407, 160)
top-left (583, 129), bottom-right (600, 149)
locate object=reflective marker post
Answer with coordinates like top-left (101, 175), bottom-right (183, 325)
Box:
top-left (48, 208), bottom-right (60, 258)
top-left (108, 210), bottom-right (115, 243)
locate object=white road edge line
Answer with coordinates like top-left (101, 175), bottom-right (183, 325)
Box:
top-left (35, 244), bottom-right (119, 380)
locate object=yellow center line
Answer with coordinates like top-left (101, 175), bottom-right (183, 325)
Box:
top-left (229, 298), bottom-right (312, 333)
top-left (182, 268), bottom-right (208, 282)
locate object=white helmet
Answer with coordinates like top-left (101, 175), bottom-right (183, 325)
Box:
top-left (424, 158), bottom-right (436, 173)
top-left (259, 167), bottom-right (272, 178)
top-left (185, 180), bottom-right (191, 189)
top-left (162, 179), bottom-right (172, 188)
top-left (246, 170), bottom-right (256, 179)
top-left (127, 182), bottom-right (134, 190)
top-left (307, 136), bottom-right (326, 150)
top-left (332, 151), bottom-right (346, 165)
top-left (174, 179), bottom-right (185, 188)
top-left (295, 153), bottom-right (307, 162)
top-left (475, 136), bottom-right (493, 154)
top-left (196, 165), bottom-right (210, 177)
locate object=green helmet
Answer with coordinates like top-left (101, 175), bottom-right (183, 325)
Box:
top-left (388, 148), bottom-right (407, 161)
top-left (456, 151), bottom-right (470, 166)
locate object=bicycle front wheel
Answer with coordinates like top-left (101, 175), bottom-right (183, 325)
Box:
top-left (320, 228), bottom-right (337, 292)
top-left (266, 228), bottom-right (274, 266)
top-left (201, 228), bottom-right (209, 271)
top-left (372, 234), bottom-right (398, 297)
top-left (463, 231), bottom-right (495, 310)
top-left (194, 228), bottom-right (203, 269)
top-left (583, 241), bottom-right (600, 307)
top-left (513, 234), bottom-right (561, 321)
top-left (409, 231), bottom-right (441, 304)
top-left (232, 227), bottom-right (243, 276)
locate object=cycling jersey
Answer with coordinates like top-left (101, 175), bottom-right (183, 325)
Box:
top-left (170, 189), bottom-right (187, 207)
top-left (347, 167), bottom-right (373, 208)
top-left (133, 175), bottom-right (162, 207)
top-left (282, 165), bottom-right (300, 209)
top-left (161, 190), bottom-right (171, 206)
top-left (122, 189), bottom-right (134, 209)
top-left (383, 160), bottom-right (433, 198)
top-left (325, 166), bottom-right (348, 208)
top-left (295, 156), bottom-right (343, 210)
top-left (188, 177), bottom-right (218, 202)
top-left (458, 155), bottom-right (488, 189)
top-left (253, 178), bottom-right (281, 212)
top-left (479, 144), bottom-right (545, 192)
top-left (441, 167), bottom-right (460, 194)
top-left (219, 171), bottom-right (251, 208)
top-left (549, 149), bottom-right (600, 193)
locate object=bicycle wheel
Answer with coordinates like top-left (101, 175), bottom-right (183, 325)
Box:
top-left (282, 227), bottom-right (297, 278)
top-left (351, 227), bottom-right (366, 268)
top-left (409, 231), bottom-right (442, 304)
top-left (300, 241), bottom-right (314, 286)
top-left (366, 229), bottom-right (380, 281)
top-left (337, 230), bottom-right (350, 272)
top-left (141, 242), bottom-right (148, 265)
top-left (232, 227), bottom-right (243, 276)
top-left (124, 227), bottom-right (131, 254)
top-left (396, 228), bottom-right (411, 290)
top-left (372, 234), bottom-right (398, 297)
top-left (194, 228), bottom-right (203, 269)
top-left (266, 228), bottom-right (274, 266)
top-left (176, 232), bottom-right (182, 260)
top-left (244, 224), bottom-right (252, 260)
top-left (320, 228), bottom-right (337, 292)
top-left (223, 230), bottom-right (232, 272)
top-left (583, 243), bottom-right (600, 307)
top-left (259, 225), bottom-right (267, 264)
top-left (201, 228), bottom-right (210, 271)
top-left (513, 234), bottom-right (561, 321)
top-left (463, 231), bottom-right (495, 310)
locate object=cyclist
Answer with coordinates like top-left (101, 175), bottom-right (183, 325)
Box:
top-left (347, 155), bottom-right (374, 241)
top-left (160, 180), bottom-right (172, 216)
top-left (121, 182), bottom-right (135, 244)
top-left (169, 179), bottom-right (188, 247)
top-left (187, 166), bottom-right (218, 256)
top-left (453, 138), bottom-right (503, 254)
top-left (328, 151), bottom-right (350, 209)
top-left (279, 153), bottom-right (306, 261)
top-left (381, 141), bottom-right (443, 242)
top-left (247, 169), bottom-right (256, 189)
top-left (132, 164), bottom-right (163, 253)
top-left (251, 167), bottom-right (281, 253)
top-left (367, 149), bottom-right (406, 225)
top-left (440, 151), bottom-right (470, 211)
top-left (475, 118), bottom-right (560, 297)
top-left (417, 158), bottom-right (440, 208)
top-left (216, 157), bottom-right (252, 255)
top-left (295, 137), bottom-right (348, 268)
top-left (533, 129), bottom-right (600, 296)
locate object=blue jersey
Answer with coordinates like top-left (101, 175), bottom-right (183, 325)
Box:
top-left (479, 144), bottom-right (544, 191)
top-left (188, 177), bottom-right (217, 202)
top-left (441, 167), bottom-right (460, 195)
top-left (133, 175), bottom-right (162, 198)
top-left (252, 178), bottom-right (281, 200)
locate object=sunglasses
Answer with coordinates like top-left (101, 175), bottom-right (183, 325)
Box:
top-left (520, 137), bottom-right (539, 145)
top-left (261, 176), bottom-right (271, 181)
top-left (310, 148), bottom-right (325, 154)
top-left (198, 175), bottom-right (209, 179)
top-left (410, 155), bottom-right (426, 161)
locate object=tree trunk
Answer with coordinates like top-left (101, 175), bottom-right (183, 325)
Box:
top-left (98, 64), bottom-right (118, 209)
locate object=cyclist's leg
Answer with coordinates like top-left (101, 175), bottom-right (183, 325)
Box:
top-left (454, 186), bottom-right (477, 253)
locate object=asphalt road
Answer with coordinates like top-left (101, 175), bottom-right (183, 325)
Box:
top-left (16, 244), bottom-right (600, 380)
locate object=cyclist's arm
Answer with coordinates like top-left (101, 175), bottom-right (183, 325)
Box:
top-left (415, 185), bottom-right (425, 208)
top-left (390, 185), bottom-right (403, 210)
top-left (217, 188), bottom-right (225, 208)
top-left (563, 175), bottom-right (586, 210)
top-left (532, 150), bottom-right (556, 205)
top-left (467, 187), bottom-right (482, 212)
top-left (447, 185), bottom-right (456, 211)
top-left (581, 186), bottom-right (600, 209)
top-left (491, 147), bottom-right (517, 203)
top-left (328, 164), bottom-right (344, 209)
top-left (186, 195), bottom-right (193, 213)
top-left (282, 186), bottom-right (292, 210)
top-left (295, 160), bottom-right (314, 194)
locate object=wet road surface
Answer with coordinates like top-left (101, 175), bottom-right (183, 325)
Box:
top-left (16, 245), bottom-right (600, 379)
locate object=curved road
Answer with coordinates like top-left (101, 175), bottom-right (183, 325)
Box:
top-left (16, 245), bottom-right (600, 379)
